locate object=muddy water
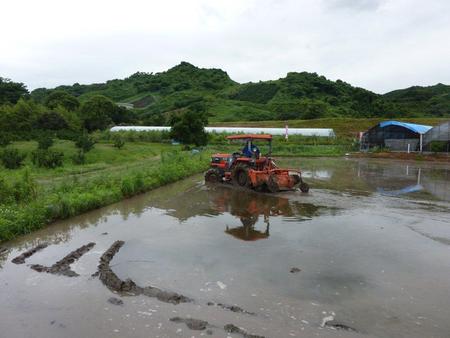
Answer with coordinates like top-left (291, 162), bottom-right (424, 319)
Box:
top-left (1, 157), bottom-right (450, 338)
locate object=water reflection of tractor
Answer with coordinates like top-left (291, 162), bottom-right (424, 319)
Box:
top-left (205, 134), bottom-right (309, 193)
top-left (213, 187), bottom-right (295, 241)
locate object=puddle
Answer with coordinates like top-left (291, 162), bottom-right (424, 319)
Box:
top-left (1, 157), bottom-right (450, 338)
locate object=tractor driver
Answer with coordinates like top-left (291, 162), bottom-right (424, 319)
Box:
top-left (242, 140), bottom-right (260, 158)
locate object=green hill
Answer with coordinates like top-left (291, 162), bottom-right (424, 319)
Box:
top-left (29, 62), bottom-right (450, 124)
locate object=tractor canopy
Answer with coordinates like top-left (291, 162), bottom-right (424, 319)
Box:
top-left (226, 134), bottom-right (272, 157)
top-left (226, 134), bottom-right (272, 141)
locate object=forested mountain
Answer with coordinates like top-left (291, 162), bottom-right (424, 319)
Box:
top-left (1, 62), bottom-right (449, 132)
top-left (29, 62), bottom-right (450, 123)
top-left (383, 83), bottom-right (450, 117)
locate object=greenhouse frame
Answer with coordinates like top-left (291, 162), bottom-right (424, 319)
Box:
top-left (423, 121), bottom-right (450, 153)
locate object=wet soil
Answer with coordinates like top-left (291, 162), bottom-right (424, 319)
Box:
top-left (30, 242), bottom-right (95, 277)
top-left (350, 151), bottom-right (450, 163)
top-left (1, 158), bottom-right (450, 338)
top-left (11, 243), bottom-right (49, 264)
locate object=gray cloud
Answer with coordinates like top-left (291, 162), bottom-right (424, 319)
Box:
top-left (325, 0), bottom-right (385, 11)
top-left (0, 0), bottom-right (449, 93)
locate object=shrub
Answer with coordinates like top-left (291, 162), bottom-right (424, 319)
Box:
top-left (0, 170), bottom-right (36, 204)
top-left (75, 134), bottom-right (95, 152)
top-left (0, 133), bottom-right (12, 147)
top-left (31, 149), bottom-right (64, 168)
top-left (72, 150), bottom-right (86, 165)
top-left (429, 141), bottom-right (448, 153)
top-left (113, 135), bottom-right (125, 149)
top-left (0, 148), bottom-right (26, 169)
top-left (12, 170), bottom-right (37, 202)
top-left (0, 176), bottom-right (14, 203)
top-left (37, 135), bottom-right (54, 150)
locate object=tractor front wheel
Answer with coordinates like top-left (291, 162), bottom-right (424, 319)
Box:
top-left (232, 164), bottom-right (251, 188)
top-left (205, 168), bottom-right (221, 183)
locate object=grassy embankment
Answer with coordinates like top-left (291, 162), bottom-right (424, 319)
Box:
top-left (0, 140), bottom-right (209, 242)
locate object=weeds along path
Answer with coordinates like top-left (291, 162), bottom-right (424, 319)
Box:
top-left (0, 152), bottom-right (210, 242)
top-left (35, 155), bottom-right (162, 189)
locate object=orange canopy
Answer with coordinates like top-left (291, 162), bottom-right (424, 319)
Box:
top-left (226, 134), bottom-right (272, 141)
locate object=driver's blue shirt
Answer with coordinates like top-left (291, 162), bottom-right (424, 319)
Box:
top-left (242, 144), bottom-right (260, 157)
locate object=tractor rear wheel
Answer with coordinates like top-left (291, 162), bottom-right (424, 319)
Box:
top-left (299, 181), bottom-right (310, 193)
top-left (267, 174), bottom-right (279, 193)
top-left (205, 168), bottom-right (221, 183)
top-left (232, 164), bottom-right (251, 188)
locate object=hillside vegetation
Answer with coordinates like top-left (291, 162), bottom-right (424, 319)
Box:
top-left (212, 117), bottom-right (448, 138)
top-left (27, 62), bottom-right (450, 125)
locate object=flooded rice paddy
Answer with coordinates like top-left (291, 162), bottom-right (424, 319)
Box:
top-left (1, 157), bottom-right (450, 338)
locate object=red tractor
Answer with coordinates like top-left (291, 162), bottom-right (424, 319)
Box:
top-left (204, 134), bottom-right (309, 193)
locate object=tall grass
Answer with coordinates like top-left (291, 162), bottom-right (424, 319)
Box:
top-left (0, 151), bottom-right (209, 242)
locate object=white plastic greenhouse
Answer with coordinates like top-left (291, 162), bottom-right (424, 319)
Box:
top-left (110, 126), bottom-right (336, 137)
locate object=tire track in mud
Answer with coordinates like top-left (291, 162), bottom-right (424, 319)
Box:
top-left (207, 301), bottom-right (255, 315)
top-left (93, 240), bottom-right (192, 305)
top-left (224, 324), bottom-right (266, 338)
top-left (30, 242), bottom-right (95, 277)
top-left (169, 317), bottom-right (266, 337)
top-left (95, 241), bottom-right (256, 312)
top-left (170, 317), bottom-right (209, 330)
top-left (12, 243), bottom-right (49, 264)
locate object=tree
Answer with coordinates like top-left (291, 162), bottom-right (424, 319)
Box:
top-left (44, 90), bottom-right (80, 111)
top-left (300, 99), bottom-right (328, 119)
top-left (0, 77), bottom-right (28, 105)
top-left (79, 95), bottom-right (115, 131)
top-left (36, 111), bottom-right (69, 130)
top-left (75, 133), bottom-right (95, 152)
top-left (170, 104), bottom-right (208, 146)
top-left (109, 105), bottom-right (136, 125)
top-left (5, 99), bottom-right (40, 132)
top-left (37, 135), bottom-right (54, 150)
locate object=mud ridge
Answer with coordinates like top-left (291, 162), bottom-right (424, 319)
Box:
top-left (108, 297), bottom-right (124, 306)
top-left (95, 240), bottom-right (191, 305)
top-left (170, 317), bottom-right (209, 330)
top-left (12, 243), bottom-right (49, 264)
top-left (207, 302), bottom-right (255, 315)
top-left (325, 321), bottom-right (358, 332)
top-left (224, 324), bottom-right (265, 338)
top-left (30, 242), bottom-right (95, 277)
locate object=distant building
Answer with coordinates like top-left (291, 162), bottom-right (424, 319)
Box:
top-left (423, 121), bottom-right (450, 152)
top-left (116, 103), bottom-right (134, 109)
top-left (110, 126), bottom-right (336, 137)
top-left (360, 121), bottom-right (432, 152)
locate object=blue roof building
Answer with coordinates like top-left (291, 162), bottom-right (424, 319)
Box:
top-left (361, 120), bottom-right (433, 152)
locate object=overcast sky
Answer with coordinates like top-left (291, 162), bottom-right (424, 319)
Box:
top-left (1, 0), bottom-right (449, 93)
